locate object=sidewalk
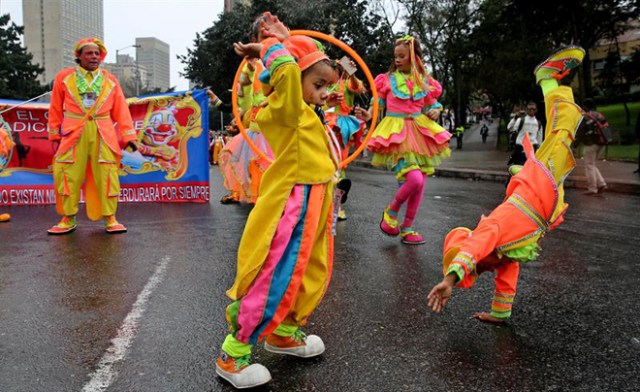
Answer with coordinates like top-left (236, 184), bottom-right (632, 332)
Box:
top-left (352, 122), bottom-right (640, 195)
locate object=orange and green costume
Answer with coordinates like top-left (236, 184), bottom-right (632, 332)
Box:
top-left (441, 86), bottom-right (583, 319)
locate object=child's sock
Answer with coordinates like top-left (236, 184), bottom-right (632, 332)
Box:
top-left (221, 334), bottom-right (253, 358)
top-left (539, 78), bottom-right (559, 97)
top-left (272, 323), bottom-right (298, 337)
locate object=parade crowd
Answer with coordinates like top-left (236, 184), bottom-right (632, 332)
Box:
top-left (0, 10), bottom-right (606, 390)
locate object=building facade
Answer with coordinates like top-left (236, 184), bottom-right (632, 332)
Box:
top-left (135, 37), bottom-right (170, 91)
top-left (589, 26), bottom-right (640, 93)
top-left (23, 0), bottom-right (104, 85)
top-left (224, 0), bottom-right (250, 13)
top-left (103, 54), bottom-right (148, 97)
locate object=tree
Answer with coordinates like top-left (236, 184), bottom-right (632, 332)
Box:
top-left (179, 0), bottom-right (394, 107)
top-left (0, 14), bottom-right (45, 100)
top-left (412, 0), bottom-right (639, 144)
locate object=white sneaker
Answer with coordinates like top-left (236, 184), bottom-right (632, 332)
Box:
top-left (264, 330), bottom-right (325, 358)
top-left (215, 351), bottom-right (271, 389)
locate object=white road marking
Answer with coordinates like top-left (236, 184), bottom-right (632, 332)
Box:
top-left (81, 256), bottom-right (171, 392)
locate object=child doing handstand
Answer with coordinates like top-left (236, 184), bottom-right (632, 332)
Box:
top-left (428, 46), bottom-right (586, 323)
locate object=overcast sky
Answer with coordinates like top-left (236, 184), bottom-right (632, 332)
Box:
top-left (0, 0), bottom-right (225, 90)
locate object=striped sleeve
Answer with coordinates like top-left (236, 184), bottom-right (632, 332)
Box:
top-left (260, 38), bottom-right (295, 76)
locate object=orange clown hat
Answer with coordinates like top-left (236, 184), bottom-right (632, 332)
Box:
top-left (282, 35), bottom-right (328, 72)
top-left (74, 38), bottom-right (107, 62)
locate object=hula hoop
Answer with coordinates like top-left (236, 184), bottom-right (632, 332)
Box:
top-left (231, 29), bottom-right (379, 169)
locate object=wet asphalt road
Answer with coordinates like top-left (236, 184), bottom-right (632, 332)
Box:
top-left (1, 166), bottom-right (639, 392)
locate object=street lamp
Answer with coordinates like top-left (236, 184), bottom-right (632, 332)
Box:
top-left (115, 44), bottom-right (141, 96)
top-left (115, 44), bottom-right (140, 63)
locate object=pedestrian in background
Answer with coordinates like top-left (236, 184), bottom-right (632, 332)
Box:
top-left (576, 98), bottom-right (608, 195)
top-left (635, 110), bottom-right (639, 174)
top-left (480, 122), bottom-right (489, 143)
top-left (506, 102), bottom-right (543, 166)
top-left (454, 124), bottom-right (465, 149)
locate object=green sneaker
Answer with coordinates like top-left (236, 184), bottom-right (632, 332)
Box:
top-left (508, 164), bottom-right (523, 176)
top-left (534, 46), bottom-right (585, 84)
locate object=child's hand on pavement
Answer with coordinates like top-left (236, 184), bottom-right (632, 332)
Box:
top-left (427, 274), bottom-right (456, 313)
top-left (234, 42), bottom-right (262, 59)
top-left (260, 12), bottom-right (289, 42)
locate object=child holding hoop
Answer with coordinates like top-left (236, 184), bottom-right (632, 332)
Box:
top-left (214, 14), bottom-right (274, 205)
top-left (325, 58), bottom-right (367, 220)
top-left (357, 35), bottom-right (451, 245)
top-left (215, 13), bottom-right (342, 389)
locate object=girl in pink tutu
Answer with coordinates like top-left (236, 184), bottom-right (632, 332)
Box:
top-left (358, 35), bottom-right (451, 245)
top-left (215, 15), bottom-right (275, 204)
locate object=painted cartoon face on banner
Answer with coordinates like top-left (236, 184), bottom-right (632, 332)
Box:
top-left (144, 107), bottom-right (178, 146)
top-left (122, 94), bottom-right (202, 180)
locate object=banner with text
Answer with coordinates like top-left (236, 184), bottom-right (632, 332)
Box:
top-left (0, 89), bottom-right (210, 206)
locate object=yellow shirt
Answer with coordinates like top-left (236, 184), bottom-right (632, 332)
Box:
top-left (227, 59), bottom-right (337, 299)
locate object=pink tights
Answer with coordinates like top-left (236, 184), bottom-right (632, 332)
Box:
top-left (388, 169), bottom-right (425, 228)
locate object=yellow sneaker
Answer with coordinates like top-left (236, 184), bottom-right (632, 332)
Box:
top-left (380, 206), bottom-right (399, 236)
top-left (534, 46), bottom-right (585, 84)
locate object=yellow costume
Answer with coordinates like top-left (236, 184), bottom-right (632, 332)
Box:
top-left (222, 36), bottom-right (338, 356)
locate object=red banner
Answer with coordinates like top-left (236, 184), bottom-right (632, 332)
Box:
top-left (0, 90), bottom-right (211, 207)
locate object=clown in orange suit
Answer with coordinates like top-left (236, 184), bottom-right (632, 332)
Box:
top-left (47, 38), bottom-right (138, 234)
top-left (428, 46), bottom-right (586, 323)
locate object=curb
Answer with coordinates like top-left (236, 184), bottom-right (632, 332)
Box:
top-left (351, 159), bottom-right (640, 195)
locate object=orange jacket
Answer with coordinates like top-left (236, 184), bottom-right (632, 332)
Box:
top-left (47, 67), bottom-right (137, 156)
top-left (443, 136), bottom-right (566, 288)
top-left (0, 127), bottom-right (13, 156)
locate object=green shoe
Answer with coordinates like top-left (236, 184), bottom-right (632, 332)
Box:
top-left (508, 164), bottom-right (523, 176)
top-left (534, 46), bottom-right (585, 84)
